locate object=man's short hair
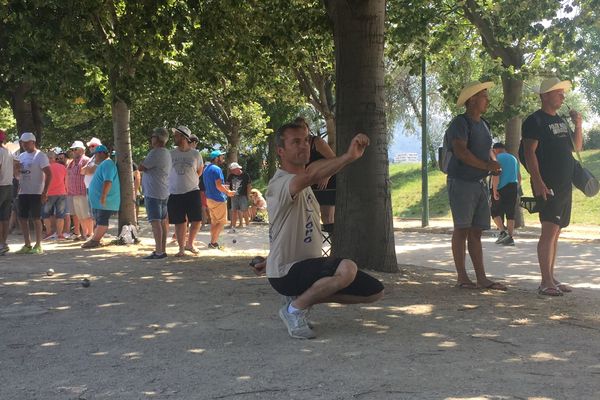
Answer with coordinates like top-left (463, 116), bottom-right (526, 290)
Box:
top-left (492, 142), bottom-right (505, 149)
top-left (275, 122), bottom-right (304, 148)
top-left (152, 127), bottom-right (169, 144)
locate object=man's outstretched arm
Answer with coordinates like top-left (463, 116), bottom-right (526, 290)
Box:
top-left (289, 133), bottom-right (369, 197)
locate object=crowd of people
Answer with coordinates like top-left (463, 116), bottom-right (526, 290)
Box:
top-left (0, 126), bottom-right (268, 258)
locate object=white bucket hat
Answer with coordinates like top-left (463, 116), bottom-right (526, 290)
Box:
top-left (86, 137), bottom-right (102, 147)
top-left (171, 125), bottom-right (192, 139)
top-left (456, 81), bottom-right (494, 107)
top-left (536, 77), bottom-right (572, 94)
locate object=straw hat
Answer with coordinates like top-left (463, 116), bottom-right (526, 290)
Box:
top-left (536, 77), bottom-right (571, 94)
top-left (456, 81), bottom-right (494, 107)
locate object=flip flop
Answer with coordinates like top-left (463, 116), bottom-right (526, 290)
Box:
top-left (455, 282), bottom-right (478, 289)
top-left (174, 251), bottom-right (186, 257)
top-left (538, 286), bottom-right (563, 296)
top-left (184, 247), bottom-right (199, 254)
top-left (480, 282), bottom-right (508, 291)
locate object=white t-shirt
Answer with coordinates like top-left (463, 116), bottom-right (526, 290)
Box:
top-left (83, 155), bottom-right (96, 189)
top-left (18, 149), bottom-right (50, 194)
top-left (168, 148), bottom-right (202, 195)
top-left (0, 147), bottom-right (14, 186)
top-left (266, 169), bottom-right (322, 278)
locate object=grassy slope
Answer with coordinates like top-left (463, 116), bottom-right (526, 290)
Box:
top-left (390, 149), bottom-right (600, 225)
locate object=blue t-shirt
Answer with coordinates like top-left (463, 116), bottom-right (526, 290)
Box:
top-left (89, 158), bottom-right (121, 211)
top-left (496, 152), bottom-right (518, 189)
top-left (202, 164), bottom-right (226, 202)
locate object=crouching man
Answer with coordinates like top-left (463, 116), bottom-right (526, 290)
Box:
top-left (254, 123), bottom-right (384, 339)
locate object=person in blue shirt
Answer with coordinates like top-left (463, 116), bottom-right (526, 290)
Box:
top-left (202, 150), bottom-right (235, 249)
top-left (491, 142), bottom-right (521, 246)
top-left (82, 145), bottom-right (120, 249)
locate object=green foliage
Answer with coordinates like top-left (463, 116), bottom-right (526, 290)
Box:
top-left (584, 125), bottom-right (600, 149)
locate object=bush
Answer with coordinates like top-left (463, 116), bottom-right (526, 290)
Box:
top-left (584, 126), bottom-right (600, 149)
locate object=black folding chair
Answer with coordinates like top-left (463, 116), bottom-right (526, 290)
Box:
top-left (321, 223), bottom-right (334, 256)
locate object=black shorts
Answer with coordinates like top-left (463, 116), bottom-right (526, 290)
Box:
top-left (167, 190), bottom-right (202, 224)
top-left (538, 185), bottom-right (572, 228)
top-left (0, 185), bottom-right (12, 221)
top-left (268, 257), bottom-right (384, 298)
top-left (491, 183), bottom-right (517, 220)
top-left (18, 194), bottom-right (42, 219)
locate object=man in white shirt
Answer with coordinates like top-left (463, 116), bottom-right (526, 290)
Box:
top-left (15, 132), bottom-right (52, 254)
top-left (254, 123), bottom-right (384, 339)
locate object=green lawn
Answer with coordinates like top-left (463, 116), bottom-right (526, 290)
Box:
top-left (390, 149), bottom-right (600, 225)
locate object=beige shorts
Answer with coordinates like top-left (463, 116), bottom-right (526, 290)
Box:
top-left (72, 195), bottom-right (92, 219)
top-left (206, 199), bottom-right (228, 225)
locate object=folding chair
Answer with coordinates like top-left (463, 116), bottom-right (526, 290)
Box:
top-left (321, 223), bottom-right (334, 257)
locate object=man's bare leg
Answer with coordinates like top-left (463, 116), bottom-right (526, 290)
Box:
top-left (451, 227), bottom-right (473, 286)
top-left (538, 222), bottom-right (561, 289)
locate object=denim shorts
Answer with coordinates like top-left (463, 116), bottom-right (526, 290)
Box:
top-left (145, 196), bottom-right (168, 222)
top-left (93, 208), bottom-right (114, 226)
top-left (42, 195), bottom-right (67, 218)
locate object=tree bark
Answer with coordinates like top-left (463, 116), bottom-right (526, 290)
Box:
top-left (502, 74), bottom-right (525, 228)
top-left (226, 123), bottom-right (241, 165)
top-left (326, 0), bottom-right (397, 272)
top-left (112, 98), bottom-right (136, 230)
top-left (9, 82), bottom-right (40, 140)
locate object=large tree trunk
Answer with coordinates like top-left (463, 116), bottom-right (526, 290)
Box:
top-left (502, 75), bottom-right (525, 227)
top-left (9, 82), bottom-right (41, 141)
top-left (226, 122), bottom-right (240, 165)
top-left (112, 98), bottom-right (136, 230)
top-left (326, 0), bottom-right (397, 272)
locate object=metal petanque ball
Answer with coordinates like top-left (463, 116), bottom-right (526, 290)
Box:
top-left (46, 269), bottom-right (54, 276)
top-left (81, 278), bottom-right (91, 288)
top-left (232, 239), bottom-right (237, 244)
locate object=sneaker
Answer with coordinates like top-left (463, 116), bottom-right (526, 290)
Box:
top-left (81, 240), bottom-right (101, 249)
top-left (0, 244), bottom-right (9, 255)
top-left (208, 242), bottom-right (222, 250)
top-left (43, 233), bottom-right (57, 241)
top-left (281, 296), bottom-right (314, 329)
top-left (15, 245), bottom-right (33, 254)
top-left (495, 231), bottom-right (508, 244)
top-left (278, 304), bottom-right (316, 339)
top-left (31, 244), bottom-right (44, 254)
top-left (500, 235), bottom-right (515, 246)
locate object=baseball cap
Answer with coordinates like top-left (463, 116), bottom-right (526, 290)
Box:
top-left (20, 132), bottom-right (36, 142)
top-left (70, 140), bottom-right (86, 149)
top-left (209, 150), bottom-right (225, 160)
top-left (229, 162), bottom-right (242, 170)
top-left (151, 127), bottom-right (169, 143)
top-left (87, 137), bottom-right (102, 147)
top-left (94, 145), bottom-right (109, 154)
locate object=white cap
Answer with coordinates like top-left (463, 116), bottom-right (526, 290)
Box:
top-left (20, 132), bottom-right (36, 142)
top-left (86, 137), bottom-right (102, 147)
top-left (70, 140), bottom-right (85, 149)
top-left (229, 162), bottom-right (242, 170)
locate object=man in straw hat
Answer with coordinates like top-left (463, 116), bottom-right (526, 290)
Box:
top-left (446, 81), bottom-right (506, 291)
top-left (521, 77), bottom-right (583, 296)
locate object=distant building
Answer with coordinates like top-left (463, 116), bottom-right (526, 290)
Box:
top-left (393, 152), bottom-right (419, 163)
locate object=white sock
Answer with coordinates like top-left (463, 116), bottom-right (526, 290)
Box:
top-left (288, 303), bottom-right (301, 314)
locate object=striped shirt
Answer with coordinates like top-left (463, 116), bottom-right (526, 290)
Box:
top-left (67, 155), bottom-right (89, 196)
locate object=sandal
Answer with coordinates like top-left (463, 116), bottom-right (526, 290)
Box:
top-left (538, 286), bottom-right (563, 296)
top-left (555, 282), bottom-right (573, 293)
top-left (480, 281), bottom-right (508, 291)
top-left (184, 246), bottom-right (199, 254)
top-left (455, 282), bottom-right (477, 289)
top-left (174, 251), bottom-right (186, 257)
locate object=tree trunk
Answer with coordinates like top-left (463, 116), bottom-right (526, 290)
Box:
top-left (267, 135), bottom-right (277, 181)
top-left (502, 75), bottom-right (525, 227)
top-left (112, 98), bottom-right (136, 230)
top-left (326, 0), bottom-right (397, 272)
top-left (226, 122), bottom-right (240, 165)
top-left (9, 82), bottom-right (39, 139)
top-left (31, 97), bottom-right (44, 146)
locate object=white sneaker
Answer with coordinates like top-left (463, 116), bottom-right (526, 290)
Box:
top-left (278, 304), bottom-right (316, 339)
top-left (43, 233), bottom-right (57, 241)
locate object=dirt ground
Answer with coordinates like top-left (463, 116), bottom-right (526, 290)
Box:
top-left (2, 229), bottom-right (600, 400)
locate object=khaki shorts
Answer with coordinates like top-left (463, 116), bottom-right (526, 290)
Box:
top-left (206, 198), bottom-right (228, 225)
